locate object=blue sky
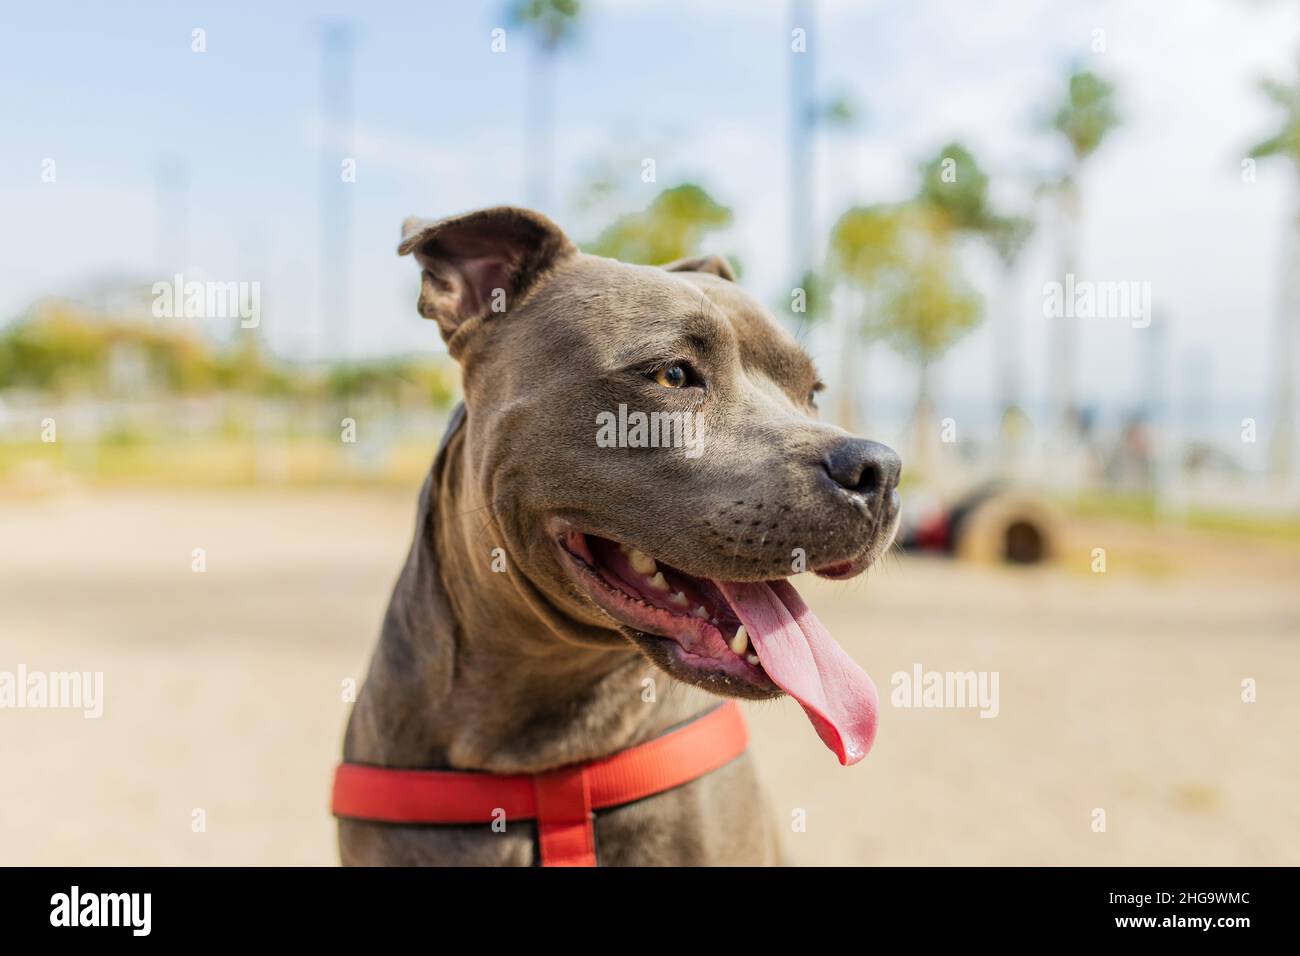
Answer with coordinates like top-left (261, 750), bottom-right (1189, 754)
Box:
top-left (2, 0), bottom-right (1299, 432)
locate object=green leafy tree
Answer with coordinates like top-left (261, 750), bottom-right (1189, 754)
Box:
top-left (859, 219), bottom-right (983, 362)
top-left (916, 141), bottom-right (1037, 440)
top-left (824, 204), bottom-right (901, 430)
top-left (916, 142), bottom-right (995, 234)
top-left (0, 298), bottom-right (460, 410)
top-left (830, 204), bottom-right (983, 472)
top-left (1050, 70), bottom-right (1121, 163)
top-left (584, 184), bottom-right (733, 264)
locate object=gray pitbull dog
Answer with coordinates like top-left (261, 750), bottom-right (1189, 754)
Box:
top-left (338, 206), bottom-right (901, 866)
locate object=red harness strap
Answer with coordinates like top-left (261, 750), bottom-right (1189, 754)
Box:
top-left (332, 702), bottom-right (748, 866)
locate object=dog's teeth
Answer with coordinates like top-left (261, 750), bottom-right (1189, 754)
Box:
top-left (669, 591), bottom-right (688, 607)
top-left (692, 605), bottom-right (709, 619)
top-left (648, 571), bottom-right (670, 591)
top-left (627, 549), bottom-right (657, 575)
top-left (747, 654), bottom-right (760, 666)
top-left (730, 625), bottom-right (749, 655)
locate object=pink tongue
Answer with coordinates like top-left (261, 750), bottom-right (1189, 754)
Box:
top-left (716, 580), bottom-right (878, 765)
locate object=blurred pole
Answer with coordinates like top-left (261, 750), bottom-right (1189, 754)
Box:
top-left (245, 223), bottom-right (283, 484)
top-left (153, 155), bottom-right (189, 276)
top-left (320, 22), bottom-right (355, 362)
top-left (912, 358), bottom-right (936, 479)
top-left (1143, 313), bottom-right (1176, 517)
top-left (788, 0), bottom-right (814, 298)
top-left (791, 2), bottom-right (851, 429)
top-left (1181, 347), bottom-right (1210, 452)
top-left (525, 42), bottom-right (557, 211)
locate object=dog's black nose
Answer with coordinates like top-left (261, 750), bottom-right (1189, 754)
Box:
top-left (823, 439), bottom-right (901, 499)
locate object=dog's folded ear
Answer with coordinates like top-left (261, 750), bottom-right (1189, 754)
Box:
top-left (660, 254), bottom-right (736, 282)
top-left (398, 206), bottom-right (576, 345)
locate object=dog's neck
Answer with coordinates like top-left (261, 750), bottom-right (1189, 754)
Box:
top-left (345, 414), bottom-right (713, 774)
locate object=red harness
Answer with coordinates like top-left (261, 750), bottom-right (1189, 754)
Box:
top-left (332, 702), bottom-right (748, 866)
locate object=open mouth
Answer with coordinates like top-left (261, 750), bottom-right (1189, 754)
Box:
top-left (554, 528), bottom-right (881, 765)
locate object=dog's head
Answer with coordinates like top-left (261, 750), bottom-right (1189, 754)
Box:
top-left (401, 206), bottom-right (901, 764)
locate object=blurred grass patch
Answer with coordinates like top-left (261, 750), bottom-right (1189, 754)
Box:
top-left (1065, 490), bottom-right (1300, 544)
top-left (0, 435), bottom-right (439, 491)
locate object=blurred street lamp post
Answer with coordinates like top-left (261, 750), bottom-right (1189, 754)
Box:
top-left (788, 0), bottom-right (815, 300)
top-left (510, 0), bottom-right (582, 212)
top-left (319, 21), bottom-right (355, 362)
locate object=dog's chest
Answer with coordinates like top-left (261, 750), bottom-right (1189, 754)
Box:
top-left (337, 751), bottom-right (777, 866)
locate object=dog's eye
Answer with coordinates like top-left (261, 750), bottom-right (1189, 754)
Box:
top-left (653, 364), bottom-right (689, 389)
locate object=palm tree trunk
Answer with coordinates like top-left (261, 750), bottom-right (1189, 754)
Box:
top-left (833, 286), bottom-right (859, 432)
top-left (995, 261), bottom-right (1023, 476)
top-left (913, 358), bottom-right (935, 477)
top-left (1269, 171), bottom-right (1300, 483)
top-left (1050, 179), bottom-right (1080, 450)
top-left (995, 267), bottom-right (1019, 414)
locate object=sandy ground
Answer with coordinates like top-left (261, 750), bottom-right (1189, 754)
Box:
top-left (1, 488), bottom-right (1297, 866)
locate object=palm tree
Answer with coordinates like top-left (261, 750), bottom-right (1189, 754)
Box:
top-left (826, 204), bottom-right (900, 431)
top-left (830, 204), bottom-right (983, 475)
top-left (915, 141), bottom-right (995, 235)
top-left (987, 213), bottom-right (1035, 458)
top-left (1042, 68), bottom-right (1120, 447)
top-left (915, 143), bottom-right (1035, 459)
top-left (508, 0), bottom-right (581, 210)
top-left (1246, 58), bottom-right (1300, 480)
